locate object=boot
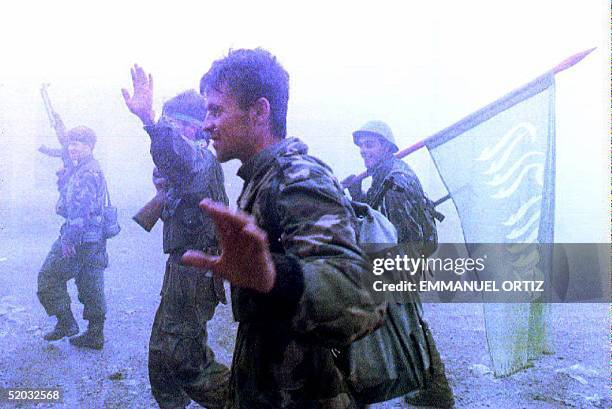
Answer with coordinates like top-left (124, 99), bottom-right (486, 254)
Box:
top-left (404, 327), bottom-right (455, 408)
top-left (69, 320), bottom-right (104, 350)
top-left (404, 375), bottom-right (454, 408)
top-left (43, 310), bottom-right (79, 341)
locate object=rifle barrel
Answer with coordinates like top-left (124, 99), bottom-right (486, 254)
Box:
top-left (40, 84), bottom-right (57, 128)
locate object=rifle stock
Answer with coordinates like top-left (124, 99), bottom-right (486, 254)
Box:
top-left (132, 191), bottom-right (165, 232)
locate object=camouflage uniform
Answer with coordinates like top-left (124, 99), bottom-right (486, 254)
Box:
top-left (144, 121), bottom-right (230, 409)
top-left (350, 156), bottom-right (454, 407)
top-left (37, 155), bottom-right (108, 325)
top-left (229, 137), bottom-right (385, 409)
top-left (352, 157), bottom-right (436, 248)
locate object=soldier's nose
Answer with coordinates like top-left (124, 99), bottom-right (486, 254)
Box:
top-left (203, 116), bottom-right (214, 132)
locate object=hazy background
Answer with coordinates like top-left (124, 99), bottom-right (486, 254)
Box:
top-left (0, 0), bottom-right (609, 243)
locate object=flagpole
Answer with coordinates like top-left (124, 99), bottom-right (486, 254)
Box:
top-left (342, 48), bottom-right (596, 194)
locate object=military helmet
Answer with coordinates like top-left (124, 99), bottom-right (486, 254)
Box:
top-left (352, 120), bottom-right (398, 153)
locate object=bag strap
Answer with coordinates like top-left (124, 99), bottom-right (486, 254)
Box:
top-left (102, 176), bottom-right (112, 207)
top-left (368, 176), bottom-right (396, 210)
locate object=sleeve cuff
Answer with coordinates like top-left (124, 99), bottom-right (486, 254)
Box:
top-left (254, 252), bottom-right (305, 320)
top-left (143, 123), bottom-right (168, 139)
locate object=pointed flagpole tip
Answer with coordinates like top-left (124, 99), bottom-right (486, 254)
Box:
top-left (552, 47), bottom-right (597, 74)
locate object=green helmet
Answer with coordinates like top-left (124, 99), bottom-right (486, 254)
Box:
top-left (352, 120), bottom-right (398, 153)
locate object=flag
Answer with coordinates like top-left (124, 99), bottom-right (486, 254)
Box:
top-left (343, 48), bottom-right (594, 376)
top-left (425, 72), bottom-right (556, 376)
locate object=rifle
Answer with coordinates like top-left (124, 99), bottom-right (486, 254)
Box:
top-left (39, 83), bottom-right (67, 154)
top-left (132, 190), bottom-right (166, 232)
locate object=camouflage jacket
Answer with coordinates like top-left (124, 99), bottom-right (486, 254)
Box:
top-left (145, 121), bottom-right (229, 256)
top-left (56, 155), bottom-right (106, 245)
top-left (230, 137), bottom-right (385, 407)
top-left (354, 156), bottom-right (438, 255)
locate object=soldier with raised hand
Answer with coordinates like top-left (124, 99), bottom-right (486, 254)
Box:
top-left (182, 48), bottom-right (386, 409)
top-left (37, 126), bottom-right (109, 350)
top-left (342, 120), bottom-right (454, 408)
top-left (122, 69), bottom-right (229, 409)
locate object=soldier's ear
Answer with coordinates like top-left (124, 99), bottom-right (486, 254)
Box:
top-left (385, 142), bottom-right (396, 155)
top-left (249, 97), bottom-right (271, 128)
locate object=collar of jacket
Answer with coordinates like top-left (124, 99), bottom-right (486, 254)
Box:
top-left (66, 154), bottom-right (96, 177)
top-left (370, 154), bottom-right (396, 185)
top-left (74, 154), bottom-right (95, 167)
top-left (236, 137), bottom-right (307, 183)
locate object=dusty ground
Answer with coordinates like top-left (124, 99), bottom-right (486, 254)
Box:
top-left (0, 213), bottom-right (609, 408)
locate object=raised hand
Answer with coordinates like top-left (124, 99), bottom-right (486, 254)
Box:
top-left (182, 199), bottom-right (276, 293)
top-left (121, 64), bottom-right (155, 126)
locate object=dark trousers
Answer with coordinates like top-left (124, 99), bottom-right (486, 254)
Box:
top-left (37, 238), bottom-right (107, 322)
top-left (148, 260), bottom-right (229, 409)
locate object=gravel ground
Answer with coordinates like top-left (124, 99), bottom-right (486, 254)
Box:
top-left (0, 214), bottom-right (609, 408)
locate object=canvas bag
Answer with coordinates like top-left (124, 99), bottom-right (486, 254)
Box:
top-left (335, 199), bottom-right (429, 403)
top-left (102, 179), bottom-right (121, 239)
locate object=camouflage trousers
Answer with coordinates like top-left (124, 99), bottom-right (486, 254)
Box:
top-left (149, 259), bottom-right (229, 409)
top-left (37, 238), bottom-right (108, 322)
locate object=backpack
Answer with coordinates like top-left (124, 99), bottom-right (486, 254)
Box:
top-left (409, 193), bottom-right (443, 258)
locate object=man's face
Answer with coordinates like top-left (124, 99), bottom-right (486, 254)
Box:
top-left (203, 86), bottom-right (252, 163)
top-left (67, 140), bottom-right (92, 162)
top-left (167, 117), bottom-right (199, 141)
top-left (163, 115), bottom-right (210, 144)
top-left (356, 135), bottom-right (392, 170)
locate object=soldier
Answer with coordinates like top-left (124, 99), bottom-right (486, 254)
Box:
top-left (181, 48), bottom-right (386, 409)
top-left (37, 126), bottom-right (109, 350)
top-left (342, 120), bottom-right (454, 408)
top-left (122, 78), bottom-right (230, 409)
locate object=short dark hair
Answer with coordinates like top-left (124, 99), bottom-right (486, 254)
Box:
top-left (67, 126), bottom-right (96, 148)
top-left (200, 48), bottom-right (289, 138)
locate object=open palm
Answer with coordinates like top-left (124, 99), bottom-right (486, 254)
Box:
top-left (121, 64), bottom-right (155, 125)
top-left (182, 199), bottom-right (276, 293)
